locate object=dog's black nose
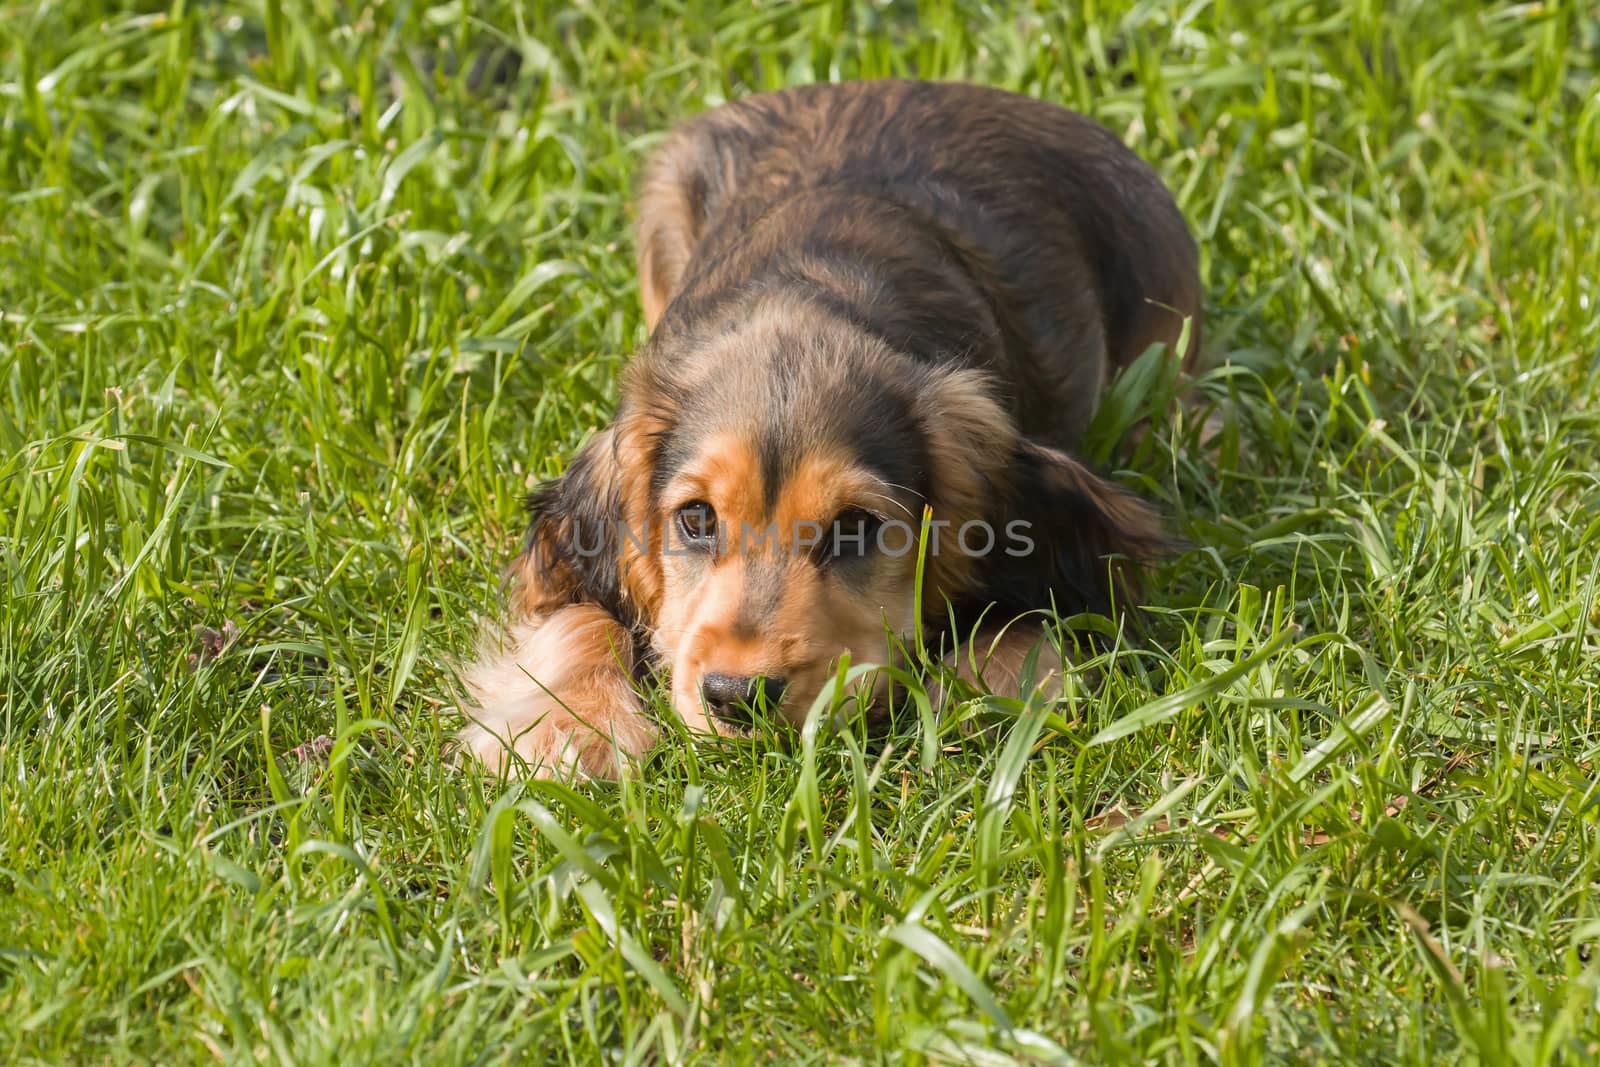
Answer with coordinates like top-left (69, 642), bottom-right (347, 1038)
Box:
top-left (701, 673), bottom-right (788, 725)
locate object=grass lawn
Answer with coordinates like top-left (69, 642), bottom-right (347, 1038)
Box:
top-left (4, 0), bottom-right (1600, 1062)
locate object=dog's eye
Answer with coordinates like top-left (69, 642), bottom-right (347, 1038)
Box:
top-left (675, 500), bottom-right (718, 547)
top-left (821, 508), bottom-right (882, 562)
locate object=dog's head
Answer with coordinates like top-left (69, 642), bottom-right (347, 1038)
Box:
top-left (512, 305), bottom-right (1167, 733)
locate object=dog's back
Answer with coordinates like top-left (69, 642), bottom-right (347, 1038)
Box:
top-left (636, 80), bottom-right (1200, 442)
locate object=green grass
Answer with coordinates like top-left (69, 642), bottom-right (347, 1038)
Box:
top-left (3, 0), bottom-right (1599, 1062)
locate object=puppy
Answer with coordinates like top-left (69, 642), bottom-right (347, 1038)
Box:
top-left (459, 80), bottom-right (1201, 778)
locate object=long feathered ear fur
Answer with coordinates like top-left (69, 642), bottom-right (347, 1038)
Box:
top-left (456, 404), bottom-right (670, 778)
top-left (975, 439), bottom-right (1174, 621)
top-left (512, 428), bottom-right (625, 618)
top-left (508, 408), bottom-right (665, 631)
top-left (458, 409), bottom-right (666, 779)
top-left (912, 366), bottom-right (1173, 625)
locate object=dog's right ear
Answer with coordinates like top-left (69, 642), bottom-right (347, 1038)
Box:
top-left (509, 407), bottom-right (665, 628)
top-left (511, 427), bottom-right (620, 618)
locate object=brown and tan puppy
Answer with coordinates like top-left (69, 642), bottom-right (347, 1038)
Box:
top-left (459, 80), bottom-right (1201, 778)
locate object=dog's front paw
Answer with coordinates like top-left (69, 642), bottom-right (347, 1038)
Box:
top-left (457, 605), bottom-right (658, 780)
top-left (458, 698), bottom-right (657, 780)
top-left (939, 624), bottom-right (1065, 705)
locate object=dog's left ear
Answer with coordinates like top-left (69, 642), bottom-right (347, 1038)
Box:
top-left (914, 366), bottom-right (1172, 620)
top-left (977, 439), bottom-right (1172, 619)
